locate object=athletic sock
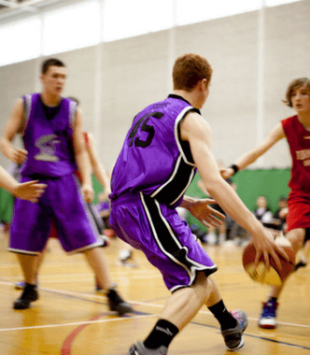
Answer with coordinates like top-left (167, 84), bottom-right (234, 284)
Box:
top-left (208, 300), bottom-right (237, 331)
top-left (143, 319), bottom-right (179, 349)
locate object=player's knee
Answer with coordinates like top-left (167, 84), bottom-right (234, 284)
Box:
top-left (193, 272), bottom-right (215, 301)
top-left (287, 229), bottom-right (305, 252)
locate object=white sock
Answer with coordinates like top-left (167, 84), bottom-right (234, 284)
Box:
top-left (119, 250), bottom-right (131, 260)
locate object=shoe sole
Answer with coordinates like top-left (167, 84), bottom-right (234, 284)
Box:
top-left (13, 297), bottom-right (38, 310)
top-left (258, 318), bottom-right (277, 329)
top-left (259, 324), bottom-right (276, 329)
top-left (111, 304), bottom-right (133, 316)
top-left (226, 336), bottom-right (244, 351)
top-left (224, 311), bottom-right (248, 351)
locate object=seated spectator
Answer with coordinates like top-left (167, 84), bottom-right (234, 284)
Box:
top-left (197, 177), bottom-right (234, 245)
top-left (272, 196), bottom-right (288, 233)
top-left (253, 195), bottom-right (274, 227)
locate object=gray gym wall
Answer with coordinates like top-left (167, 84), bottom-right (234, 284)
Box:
top-left (0, 0), bottom-right (309, 170)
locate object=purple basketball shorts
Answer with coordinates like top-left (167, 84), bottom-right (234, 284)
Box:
top-left (110, 192), bottom-right (217, 292)
top-left (9, 174), bottom-right (102, 255)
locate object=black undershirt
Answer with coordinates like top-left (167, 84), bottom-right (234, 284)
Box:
top-left (40, 96), bottom-right (61, 120)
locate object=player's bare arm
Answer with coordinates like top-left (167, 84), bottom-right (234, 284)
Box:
top-left (0, 165), bottom-right (46, 202)
top-left (0, 98), bottom-right (28, 164)
top-left (180, 112), bottom-right (288, 269)
top-left (221, 123), bottom-right (285, 179)
top-left (86, 133), bottom-right (111, 196)
top-left (72, 108), bottom-right (94, 202)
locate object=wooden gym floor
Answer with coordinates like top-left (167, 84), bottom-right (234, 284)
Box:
top-left (0, 232), bottom-right (309, 355)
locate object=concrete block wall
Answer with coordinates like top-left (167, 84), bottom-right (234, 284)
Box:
top-left (0, 0), bottom-right (309, 170)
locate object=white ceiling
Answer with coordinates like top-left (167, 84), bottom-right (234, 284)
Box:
top-left (0, 0), bottom-right (77, 21)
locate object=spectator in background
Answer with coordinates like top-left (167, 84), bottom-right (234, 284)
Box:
top-left (224, 181), bottom-right (250, 246)
top-left (253, 195), bottom-right (274, 228)
top-left (197, 168), bottom-right (233, 245)
top-left (272, 197), bottom-right (288, 234)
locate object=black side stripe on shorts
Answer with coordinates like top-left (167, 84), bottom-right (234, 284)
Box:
top-left (140, 192), bottom-right (215, 287)
top-left (151, 155), bottom-right (196, 206)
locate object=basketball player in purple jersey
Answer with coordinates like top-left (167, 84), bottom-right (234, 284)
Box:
top-left (0, 164), bottom-right (46, 202)
top-left (0, 58), bottom-right (132, 315)
top-left (109, 54), bottom-right (288, 354)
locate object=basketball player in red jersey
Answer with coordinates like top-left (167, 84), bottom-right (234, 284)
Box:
top-left (221, 77), bottom-right (310, 329)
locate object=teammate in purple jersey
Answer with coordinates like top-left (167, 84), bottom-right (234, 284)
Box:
top-left (109, 54), bottom-right (289, 354)
top-left (0, 58), bottom-right (132, 315)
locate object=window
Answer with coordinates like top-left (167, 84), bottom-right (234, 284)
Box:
top-left (43, 1), bottom-right (101, 56)
top-left (102, 0), bottom-right (174, 42)
top-left (0, 17), bottom-right (40, 67)
top-left (0, 0), bottom-right (303, 67)
top-left (266, 0), bottom-right (300, 6)
top-left (176, 0), bottom-right (262, 25)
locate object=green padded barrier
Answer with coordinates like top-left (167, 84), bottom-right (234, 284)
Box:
top-left (0, 169), bottom-right (291, 230)
top-left (186, 168), bottom-right (291, 232)
top-left (0, 188), bottom-right (13, 223)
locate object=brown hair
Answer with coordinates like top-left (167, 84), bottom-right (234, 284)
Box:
top-left (173, 54), bottom-right (212, 91)
top-left (283, 77), bottom-right (310, 107)
top-left (41, 58), bottom-right (65, 74)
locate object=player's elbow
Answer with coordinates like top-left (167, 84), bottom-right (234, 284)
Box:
top-left (202, 177), bottom-right (224, 198)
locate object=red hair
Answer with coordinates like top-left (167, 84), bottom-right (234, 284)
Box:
top-left (173, 54), bottom-right (212, 91)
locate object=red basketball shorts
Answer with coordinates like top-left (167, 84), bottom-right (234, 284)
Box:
top-left (287, 190), bottom-right (310, 232)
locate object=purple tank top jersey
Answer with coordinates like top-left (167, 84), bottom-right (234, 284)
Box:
top-left (110, 94), bottom-right (199, 206)
top-left (20, 93), bottom-right (77, 177)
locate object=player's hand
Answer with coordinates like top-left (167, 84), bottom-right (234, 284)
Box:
top-left (100, 188), bottom-right (110, 201)
top-left (12, 180), bottom-right (47, 203)
top-left (82, 184), bottom-right (94, 203)
top-left (11, 148), bottom-right (28, 165)
top-left (252, 228), bottom-right (289, 271)
top-left (187, 198), bottom-right (225, 228)
top-left (220, 167), bottom-right (234, 179)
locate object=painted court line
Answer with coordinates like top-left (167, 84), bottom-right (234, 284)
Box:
top-left (1, 281), bottom-right (310, 330)
top-left (0, 313), bottom-right (158, 332)
top-left (2, 282), bottom-right (309, 352)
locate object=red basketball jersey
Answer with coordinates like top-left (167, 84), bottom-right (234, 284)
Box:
top-left (282, 115), bottom-right (310, 193)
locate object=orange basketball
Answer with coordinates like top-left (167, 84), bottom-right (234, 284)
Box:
top-left (242, 237), bottom-right (295, 286)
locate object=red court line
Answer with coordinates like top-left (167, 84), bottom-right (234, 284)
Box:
top-left (61, 313), bottom-right (107, 355)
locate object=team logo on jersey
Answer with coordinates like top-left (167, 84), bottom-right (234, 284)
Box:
top-left (34, 134), bottom-right (60, 162)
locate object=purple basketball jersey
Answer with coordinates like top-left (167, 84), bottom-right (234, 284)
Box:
top-left (20, 93), bottom-right (77, 177)
top-left (110, 94), bottom-right (199, 206)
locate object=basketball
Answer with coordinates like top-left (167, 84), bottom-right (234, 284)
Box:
top-left (242, 236), bottom-right (296, 286)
